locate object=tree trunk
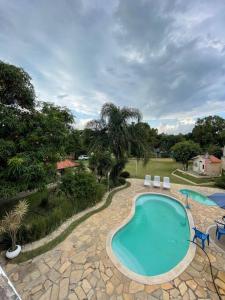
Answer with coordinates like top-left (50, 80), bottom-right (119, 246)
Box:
top-left (185, 162), bottom-right (189, 171)
top-left (136, 159), bottom-right (138, 178)
top-left (10, 231), bottom-right (17, 251)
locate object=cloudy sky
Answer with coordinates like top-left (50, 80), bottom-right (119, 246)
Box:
top-left (1, 0), bottom-right (225, 133)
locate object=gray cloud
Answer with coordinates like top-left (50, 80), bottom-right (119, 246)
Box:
top-left (0, 0), bottom-right (225, 132)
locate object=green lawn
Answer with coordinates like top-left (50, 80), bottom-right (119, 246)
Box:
top-left (124, 158), bottom-right (189, 184)
top-left (173, 169), bottom-right (216, 185)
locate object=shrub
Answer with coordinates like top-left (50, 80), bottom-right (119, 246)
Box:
top-left (215, 175), bottom-right (225, 189)
top-left (95, 183), bottom-right (106, 200)
top-left (39, 196), bottom-right (49, 208)
top-left (20, 217), bottom-right (48, 243)
top-left (60, 171), bottom-right (106, 211)
top-left (120, 171), bottom-right (130, 178)
top-left (104, 177), bottom-right (126, 188)
top-left (118, 177), bottom-right (126, 185)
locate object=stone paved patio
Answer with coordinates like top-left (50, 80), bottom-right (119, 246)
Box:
top-left (1, 179), bottom-right (225, 299)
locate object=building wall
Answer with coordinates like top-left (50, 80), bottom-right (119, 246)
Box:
top-left (221, 146), bottom-right (225, 174)
top-left (193, 157), bottom-right (205, 174)
top-left (222, 157), bottom-right (225, 174)
top-left (205, 163), bottom-right (221, 177)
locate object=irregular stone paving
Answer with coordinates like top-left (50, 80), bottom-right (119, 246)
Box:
top-left (0, 266), bottom-right (20, 300)
top-left (1, 179), bottom-right (225, 299)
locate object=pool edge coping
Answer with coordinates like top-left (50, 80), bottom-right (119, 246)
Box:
top-left (106, 191), bottom-right (196, 285)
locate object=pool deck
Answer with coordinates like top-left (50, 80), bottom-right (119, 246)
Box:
top-left (1, 179), bottom-right (225, 299)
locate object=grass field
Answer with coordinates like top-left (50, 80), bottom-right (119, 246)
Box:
top-left (124, 158), bottom-right (190, 184)
top-left (173, 169), bottom-right (215, 185)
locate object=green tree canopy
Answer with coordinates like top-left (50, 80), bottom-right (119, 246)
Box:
top-left (0, 61), bottom-right (35, 109)
top-left (0, 102), bottom-right (75, 198)
top-left (129, 122), bottom-right (158, 159)
top-left (158, 133), bottom-right (186, 153)
top-left (0, 62), bottom-right (76, 199)
top-left (207, 144), bottom-right (223, 159)
top-left (192, 115), bottom-right (225, 148)
top-left (89, 151), bottom-right (115, 182)
top-left (60, 171), bottom-right (105, 211)
top-left (64, 129), bottom-right (83, 158)
top-left (171, 140), bottom-right (201, 170)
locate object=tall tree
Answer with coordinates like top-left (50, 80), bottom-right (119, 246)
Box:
top-left (89, 151), bottom-right (115, 182)
top-left (207, 144), bottom-right (223, 159)
top-left (0, 62), bottom-right (75, 199)
top-left (171, 140), bottom-right (201, 170)
top-left (129, 122), bottom-right (158, 158)
top-left (65, 129), bottom-right (83, 159)
top-left (158, 133), bottom-right (185, 153)
top-left (192, 116), bottom-right (225, 148)
top-left (0, 61), bottom-right (35, 109)
top-left (87, 103), bottom-right (150, 182)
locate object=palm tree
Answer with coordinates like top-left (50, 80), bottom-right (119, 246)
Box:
top-left (87, 103), bottom-right (149, 182)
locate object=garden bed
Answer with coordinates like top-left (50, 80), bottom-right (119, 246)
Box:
top-left (0, 180), bottom-right (106, 246)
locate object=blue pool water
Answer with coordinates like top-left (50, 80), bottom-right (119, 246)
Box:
top-left (112, 194), bottom-right (190, 276)
top-left (180, 189), bottom-right (217, 206)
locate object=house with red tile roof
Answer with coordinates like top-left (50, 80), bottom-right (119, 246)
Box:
top-left (192, 154), bottom-right (221, 177)
top-left (56, 159), bottom-right (79, 174)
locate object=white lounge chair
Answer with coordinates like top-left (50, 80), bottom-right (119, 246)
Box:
top-left (163, 177), bottom-right (171, 189)
top-left (144, 175), bottom-right (151, 187)
top-left (153, 176), bottom-right (160, 188)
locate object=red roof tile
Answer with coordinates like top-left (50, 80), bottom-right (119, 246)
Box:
top-left (56, 159), bottom-right (79, 170)
top-left (209, 155), bottom-right (221, 163)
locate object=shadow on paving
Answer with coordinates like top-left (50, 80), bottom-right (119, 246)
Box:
top-left (208, 225), bottom-right (225, 252)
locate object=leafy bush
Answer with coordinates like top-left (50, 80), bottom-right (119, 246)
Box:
top-left (118, 177), bottom-right (126, 185)
top-left (105, 177), bottom-right (126, 188)
top-left (39, 196), bottom-right (49, 208)
top-left (95, 183), bottom-right (106, 200)
top-left (120, 171), bottom-right (130, 178)
top-left (60, 171), bottom-right (106, 211)
top-left (215, 175), bottom-right (225, 189)
top-left (21, 217), bottom-right (48, 242)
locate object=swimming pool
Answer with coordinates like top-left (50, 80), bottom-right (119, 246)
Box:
top-left (108, 193), bottom-right (194, 283)
top-left (180, 189), bottom-right (217, 206)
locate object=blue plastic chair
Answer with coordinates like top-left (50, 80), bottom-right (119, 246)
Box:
top-left (215, 220), bottom-right (225, 240)
top-left (192, 227), bottom-right (209, 250)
